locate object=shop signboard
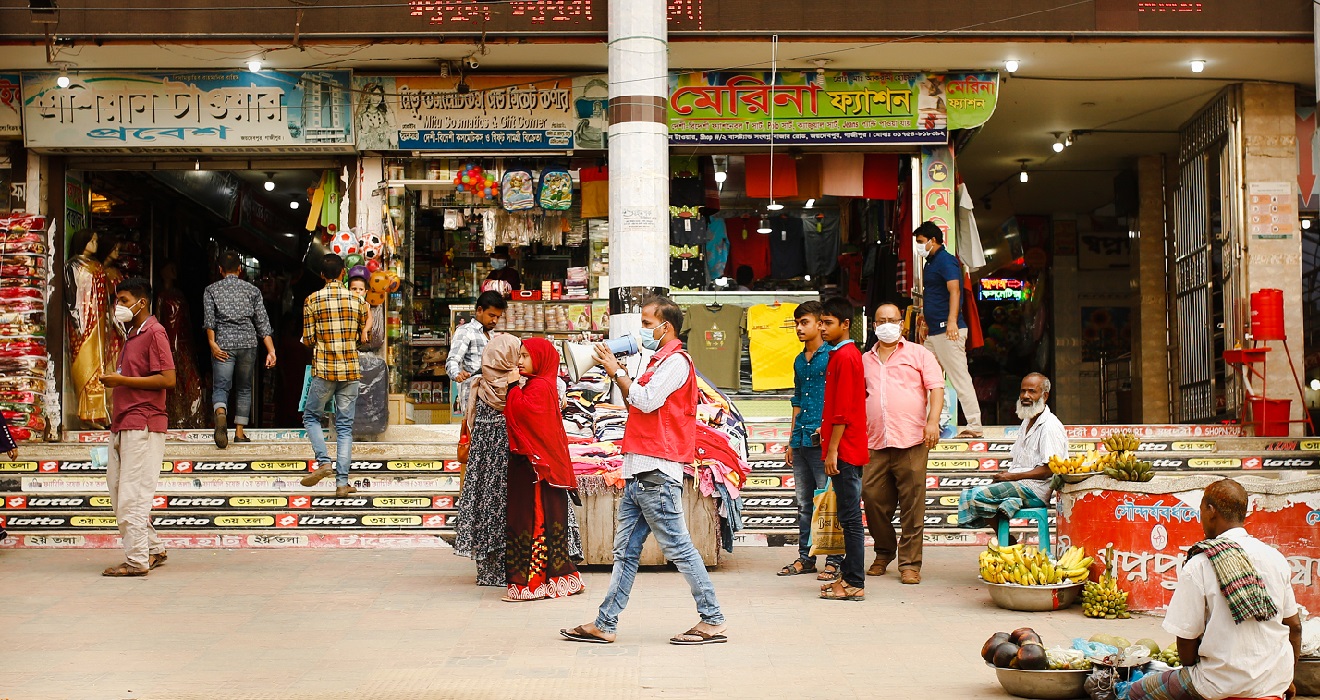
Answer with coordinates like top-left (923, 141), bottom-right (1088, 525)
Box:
top-left (978, 277), bottom-right (1030, 301)
top-left (353, 74), bottom-right (609, 151)
top-left (21, 70), bottom-right (355, 153)
top-left (0, 73), bottom-right (20, 139)
top-left (668, 71), bottom-right (997, 146)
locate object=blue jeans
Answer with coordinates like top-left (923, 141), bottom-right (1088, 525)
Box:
top-left (594, 476), bottom-right (724, 634)
top-left (302, 377), bottom-right (359, 487)
top-left (832, 461), bottom-right (866, 589)
top-left (792, 447), bottom-right (844, 568)
top-left (212, 346), bottom-right (257, 425)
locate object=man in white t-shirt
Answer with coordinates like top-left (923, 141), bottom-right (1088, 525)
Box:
top-left (1130, 479), bottom-right (1302, 700)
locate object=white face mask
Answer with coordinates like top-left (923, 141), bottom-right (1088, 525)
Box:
top-left (113, 299), bottom-right (140, 333)
top-left (490, 259), bottom-right (507, 270)
top-left (636, 322), bottom-right (668, 351)
top-left (875, 322), bottom-right (903, 344)
top-left (915, 241), bottom-right (931, 259)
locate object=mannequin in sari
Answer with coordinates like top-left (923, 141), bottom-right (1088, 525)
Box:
top-left (156, 262), bottom-right (205, 428)
top-left (64, 229), bottom-right (111, 425)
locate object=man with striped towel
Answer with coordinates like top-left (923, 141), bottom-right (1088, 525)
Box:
top-left (1129, 479), bottom-right (1302, 700)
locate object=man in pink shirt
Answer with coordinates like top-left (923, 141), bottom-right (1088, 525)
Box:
top-left (862, 303), bottom-right (944, 585)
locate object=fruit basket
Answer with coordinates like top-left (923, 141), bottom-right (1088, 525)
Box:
top-left (983, 580), bottom-right (1085, 612)
top-left (990, 665), bottom-right (1089, 700)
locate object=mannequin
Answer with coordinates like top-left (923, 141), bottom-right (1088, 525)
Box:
top-left (156, 262), bottom-right (205, 428)
top-left (64, 229), bottom-right (110, 425)
top-left (101, 239), bottom-right (126, 373)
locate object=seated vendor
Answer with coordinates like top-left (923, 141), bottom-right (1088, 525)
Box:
top-left (956, 373), bottom-right (1065, 536)
top-left (484, 245), bottom-right (522, 291)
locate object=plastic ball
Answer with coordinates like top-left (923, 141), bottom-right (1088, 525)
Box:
top-left (328, 229), bottom-right (358, 256)
top-left (366, 259), bottom-right (382, 272)
top-left (484, 188), bottom-right (493, 197)
top-left (348, 264), bottom-right (369, 279)
top-left (365, 289), bottom-right (387, 307)
top-left (358, 232), bottom-right (384, 260)
top-left (327, 224), bottom-right (337, 233)
top-left (369, 270), bottom-right (391, 293)
top-left (457, 184), bottom-right (465, 192)
top-left (344, 254), bottom-right (364, 269)
top-left (385, 271), bottom-right (401, 292)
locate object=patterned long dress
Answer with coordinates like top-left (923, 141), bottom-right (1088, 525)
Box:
top-left (453, 400), bottom-right (510, 586)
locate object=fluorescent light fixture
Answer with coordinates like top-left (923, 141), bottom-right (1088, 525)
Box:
top-left (1004, 60), bottom-right (1020, 73)
top-left (1190, 60), bottom-right (1205, 73)
top-left (804, 198), bottom-right (815, 209)
top-left (248, 59), bottom-right (263, 73)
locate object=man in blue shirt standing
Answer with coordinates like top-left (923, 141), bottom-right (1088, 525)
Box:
top-left (914, 221), bottom-right (983, 438)
top-left (777, 301), bottom-right (844, 582)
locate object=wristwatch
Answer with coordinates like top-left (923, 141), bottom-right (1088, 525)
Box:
top-left (612, 367), bottom-right (628, 379)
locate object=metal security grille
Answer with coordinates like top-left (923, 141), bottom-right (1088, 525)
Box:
top-left (1172, 89), bottom-right (1234, 422)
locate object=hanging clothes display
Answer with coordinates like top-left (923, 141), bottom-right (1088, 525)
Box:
top-left (956, 182), bottom-right (987, 272)
top-left (802, 212), bottom-right (840, 279)
top-left (669, 216), bottom-right (706, 291)
top-left (684, 304), bottom-right (744, 389)
top-left (724, 216), bottom-right (771, 281)
top-left (767, 215), bottom-right (807, 279)
top-left (821, 154), bottom-right (865, 197)
top-left (746, 302), bottom-right (799, 391)
top-left (791, 154), bottom-right (824, 201)
top-left (578, 165), bottom-right (609, 219)
top-left (743, 154), bottom-right (799, 199)
top-left (862, 154), bottom-right (900, 200)
top-left (706, 218), bottom-right (730, 280)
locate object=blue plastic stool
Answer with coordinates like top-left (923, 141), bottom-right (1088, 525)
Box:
top-left (997, 507), bottom-right (1052, 556)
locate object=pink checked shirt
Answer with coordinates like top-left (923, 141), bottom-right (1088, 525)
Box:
top-left (862, 339), bottom-right (945, 450)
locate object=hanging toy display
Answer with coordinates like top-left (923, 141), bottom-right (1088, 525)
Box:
top-left (452, 162), bottom-right (500, 201)
top-left (344, 253), bottom-right (364, 270)
top-left (384, 270), bottom-right (401, 292)
top-left (348, 264), bottom-right (370, 281)
top-left (358, 232), bottom-right (384, 261)
top-left (328, 227), bottom-right (358, 256)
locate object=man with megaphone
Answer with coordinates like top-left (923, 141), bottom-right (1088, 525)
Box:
top-left (561, 295), bottom-right (728, 647)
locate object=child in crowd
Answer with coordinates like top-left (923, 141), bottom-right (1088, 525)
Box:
top-left (817, 297), bottom-right (869, 601)
top-left (346, 275), bottom-right (373, 342)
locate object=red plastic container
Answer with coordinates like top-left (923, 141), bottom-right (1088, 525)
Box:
top-left (1250, 289), bottom-right (1286, 341)
top-left (1248, 397), bottom-right (1291, 437)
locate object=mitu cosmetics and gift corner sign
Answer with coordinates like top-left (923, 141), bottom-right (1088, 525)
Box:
top-left (0, 73), bottom-right (20, 139)
top-left (21, 70), bottom-right (355, 153)
top-left (667, 70), bottom-right (998, 146)
top-left (978, 277), bottom-right (1032, 301)
top-left (354, 74), bottom-right (608, 152)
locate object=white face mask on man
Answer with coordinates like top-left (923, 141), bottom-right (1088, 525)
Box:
top-left (113, 299), bottom-right (142, 333)
top-left (874, 322), bottom-right (903, 344)
top-left (915, 240), bottom-right (933, 259)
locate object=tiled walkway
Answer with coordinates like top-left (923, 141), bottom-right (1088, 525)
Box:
top-left (2, 544), bottom-right (1176, 699)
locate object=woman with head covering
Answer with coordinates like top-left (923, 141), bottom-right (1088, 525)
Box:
top-left (502, 337), bottom-right (583, 602)
top-left (453, 334), bottom-right (521, 586)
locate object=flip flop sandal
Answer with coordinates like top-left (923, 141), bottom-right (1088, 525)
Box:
top-left (819, 583), bottom-right (865, 601)
top-left (955, 430), bottom-right (983, 439)
top-left (502, 595), bottom-right (547, 603)
top-left (560, 626), bottom-right (613, 644)
top-left (777, 561), bottom-right (817, 576)
top-left (670, 628), bottom-right (728, 645)
top-left (149, 552), bottom-right (168, 570)
top-left (816, 563), bottom-right (841, 581)
top-left (102, 562), bottom-right (148, 577)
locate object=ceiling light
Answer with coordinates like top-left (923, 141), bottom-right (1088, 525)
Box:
top-left (56, 71), bottom-right (70, 89)
top-left (1065, 133), bottom-right (1075, 147)
top-left (1303, 218), bottom-right (1312, 230)
top-left (1018, 160), bottom-right (1029, 183)
top-left (283, 232), bottom-right (296, 238)
top-left (1311, 378), bottom-right (1320, 392)
top-left (289, 200), bottom-right (300, 210)
top-left (1190, 60), bottom-right (1206, 73)
top-left (1052, 141), bottom-right (1064, 154)
top-left (984, 248), bottom-right (998, 257)
top-left (714, 170), bottom-right (727, 184)
top-left (1004, 60), bottom-right (1020, 74)
top-left (248, 59), bottom-right (263, 73)
top-left (767, 201), bottom-right (784, 211)
top-left (194, 159), bottom-right (201, 171)
top-left (263, 172), bottom-right (276, 191)
top-left (804, 198), bottom-right (815, 209)
top-left (756, 217), bottom-right (772, 234)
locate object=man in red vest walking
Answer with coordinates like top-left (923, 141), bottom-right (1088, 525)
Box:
top-left (561, 296), bottom-right (727, 646)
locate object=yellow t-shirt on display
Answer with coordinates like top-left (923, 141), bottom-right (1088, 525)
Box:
top-left (747, 302), bottom-right (799, 391)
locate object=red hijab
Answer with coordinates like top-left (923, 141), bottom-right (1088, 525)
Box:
top-left (504, 337), bottom-right (575, 489)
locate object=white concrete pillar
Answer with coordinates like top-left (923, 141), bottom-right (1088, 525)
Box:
top-left (606, 0), bottom-right (669, 339)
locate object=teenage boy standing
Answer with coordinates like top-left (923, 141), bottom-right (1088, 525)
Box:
top-left (100, 277), bottom-right (176, 577)
top-left (817, 297), bottom-right (868, 601)
top-left (777, 301), bottom-right (844, 581)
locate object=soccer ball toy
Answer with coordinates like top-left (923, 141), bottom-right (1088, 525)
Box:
top-left (329, 229), bottom-right (358, 256)
top-left (359, 232), bottom-right (384, 260)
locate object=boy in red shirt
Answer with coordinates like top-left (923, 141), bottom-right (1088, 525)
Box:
top-left (818, 297), bottom-right (869, 601)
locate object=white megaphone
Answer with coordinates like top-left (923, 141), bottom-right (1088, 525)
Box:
top-left (564, 335), bottom-right (639, 382)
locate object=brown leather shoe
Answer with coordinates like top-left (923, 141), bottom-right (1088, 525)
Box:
top-left (867, 557), bottom-right (891, 577)
top-left (335, 485), bottom-right (358, 497)
top-left (300, 464), bottom-right (334, 487)
top-left (900, 569), bottom-right (921, 585)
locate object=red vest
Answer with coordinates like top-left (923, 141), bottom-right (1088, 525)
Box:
top-left (621, 340), bottom-right (698, 464)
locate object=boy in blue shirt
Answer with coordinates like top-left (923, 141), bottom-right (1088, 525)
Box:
top-left (777, 301), bottom-right (844, 581)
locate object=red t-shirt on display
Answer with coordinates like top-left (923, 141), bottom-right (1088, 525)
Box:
top-left (725, 216), bottom-right (771, 281)
top-left (111, 316), bottom-right (175, 433)
top-left (821, 340), bottom-right (869, 467)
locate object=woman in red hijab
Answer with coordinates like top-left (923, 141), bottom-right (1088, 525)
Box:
top-left (503, 337), bottom-right (583, 602)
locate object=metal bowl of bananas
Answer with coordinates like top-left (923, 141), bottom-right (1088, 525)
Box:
top-left (979, 544), bottom-right (1093, 612)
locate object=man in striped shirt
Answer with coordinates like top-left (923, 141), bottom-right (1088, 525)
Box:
top-left (299, 254), bottom-right (368, 498)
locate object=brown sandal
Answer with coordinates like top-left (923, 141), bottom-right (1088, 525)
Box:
top-left (102, 562), bottom-right (148, 577)
top-left (816, 562), bottom-right (841, 581)
top-left (819, 581), bottom-right (865, 601)
top-left (777, 560), bottom-right (817, 576)
top-left (149, 552), bottom-right (168, 570)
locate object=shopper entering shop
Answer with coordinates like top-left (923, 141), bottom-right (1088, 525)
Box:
top-left (777, 301), bottom-right (844, 581)
top-left (816, 297), bottom-right (869, 602)
top-left (203, 251), bottom-right (276, 448)
top-left (503, 338), bottom-right (583, 602)
top-left (914, 221), bottom-right (983, 439)
top-left (100, 277), bottom-right (176, 577)
top-left (862, 303), bottom-right (944, 586)
top-left (446, 291), bottom-right (508, 422)
top-left (561, 296), bottom-right (727, 645)
top-left (299, 254), bottom-right (369, 498)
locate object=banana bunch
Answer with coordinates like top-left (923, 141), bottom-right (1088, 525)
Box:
top-left (1083, 545), bottom-right (1131, 618)
top-left (1049, 453), bottom-right (1093, 475)
top-left (1103, 453), bottom-right (1155, 482)
top-left (978, 543), bottom-right (1093, 586)
top-left (1102, 433), bottom-right (1141, 452)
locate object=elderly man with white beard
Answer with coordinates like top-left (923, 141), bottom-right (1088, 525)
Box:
top-left (957, 373), bottom-right (1068, 537)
